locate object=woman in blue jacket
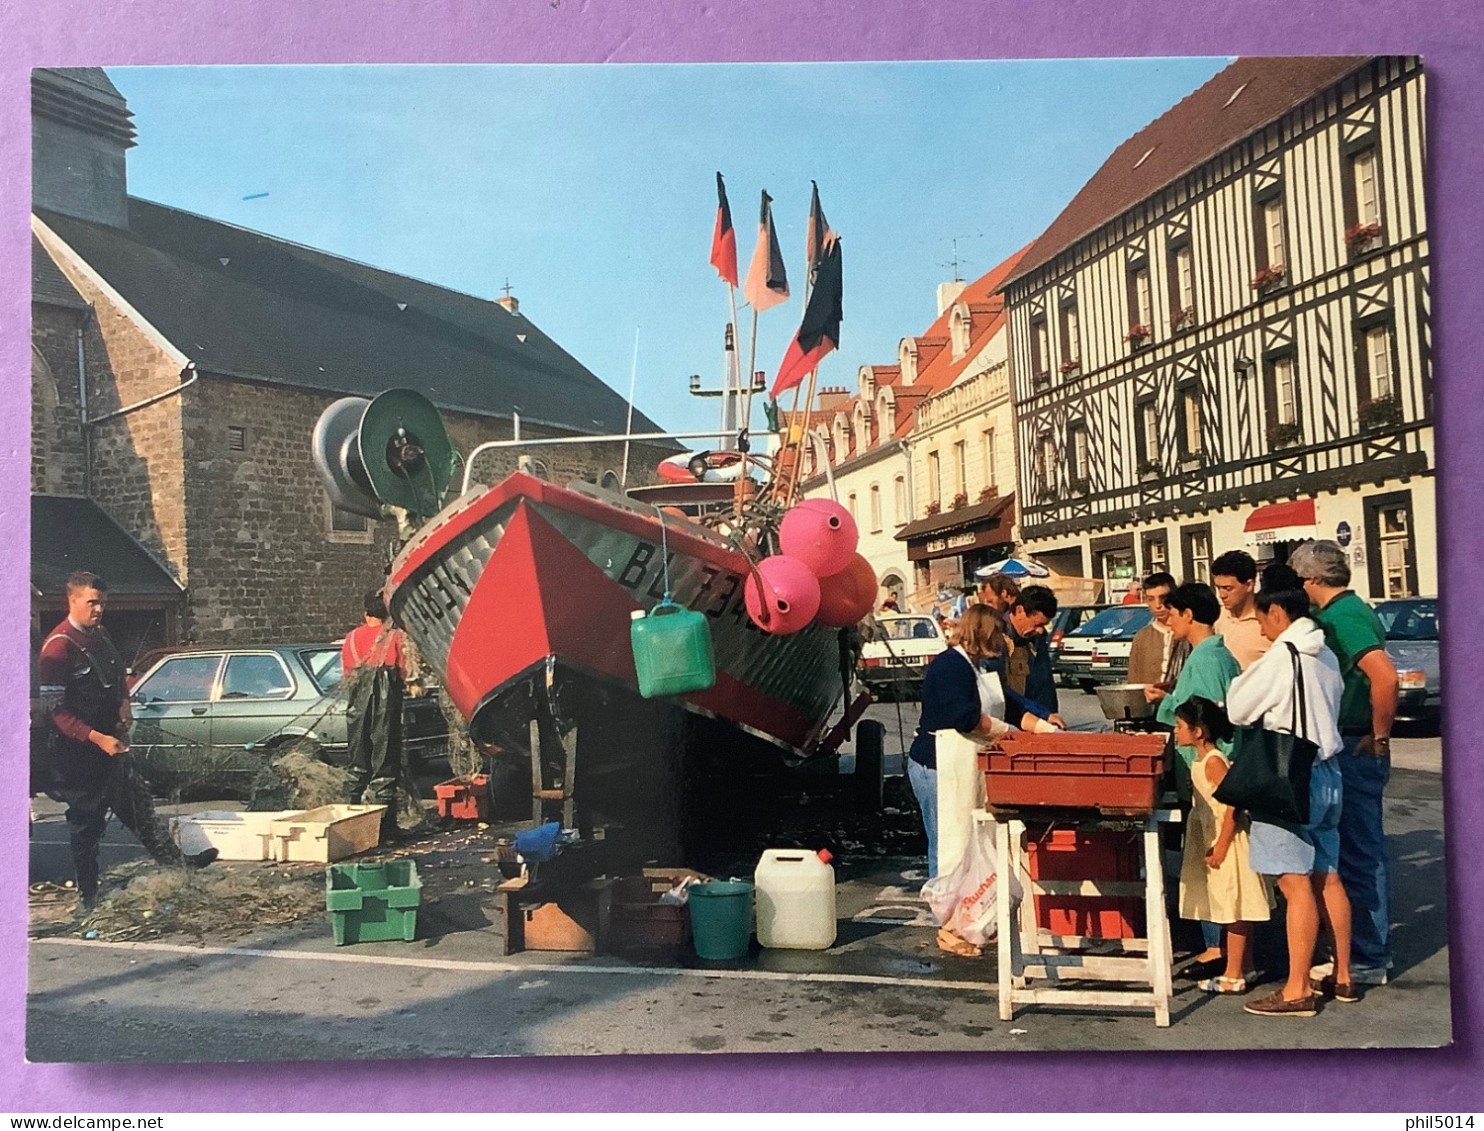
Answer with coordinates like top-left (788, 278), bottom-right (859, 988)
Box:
top-left (908, 603), bottom-right (1054, 878)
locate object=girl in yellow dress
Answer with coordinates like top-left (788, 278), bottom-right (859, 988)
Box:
top-left (1174, 696), bottom-right (1274, 993)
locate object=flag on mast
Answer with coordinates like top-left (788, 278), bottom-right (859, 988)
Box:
top-left (743, 190), bottom-right (790, 311)
top-left (709, 172), bottom-right (738, 287)
top-left (805, 180), bottom-right (835, 286)
top-left (772, 235), bottom-right (841, 397)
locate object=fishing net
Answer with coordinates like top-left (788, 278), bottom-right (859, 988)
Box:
top-left (75, 858), bottom-right (325, 943)
top-left (439, 687), bottom-right (482, 781)
top-left (248, 739), bottom-right (353, 811)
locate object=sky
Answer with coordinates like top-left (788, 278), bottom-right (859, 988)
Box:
top-left (108, 59), bottom-right (1232, 442)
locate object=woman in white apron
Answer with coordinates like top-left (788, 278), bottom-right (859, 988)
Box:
top-left (906, 605), bottom-right (1059, 880)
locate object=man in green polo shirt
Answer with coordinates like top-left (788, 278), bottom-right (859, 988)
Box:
top-left (1290, 540), bottom-right (1399, 986)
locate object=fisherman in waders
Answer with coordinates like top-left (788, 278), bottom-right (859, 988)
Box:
top-left (39, 571), bottom-right (216, 909)
top-left (342, 588), bottom-right (415, 842)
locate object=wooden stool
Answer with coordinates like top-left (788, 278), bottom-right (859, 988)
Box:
top-left (984, 805), bottom-right (1179, 1027)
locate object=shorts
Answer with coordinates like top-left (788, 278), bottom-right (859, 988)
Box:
top-left (1248, 756), bottom-right (1342, 877)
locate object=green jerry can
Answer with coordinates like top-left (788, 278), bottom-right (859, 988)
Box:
top-left (630, 600), bottom-right (716, 698)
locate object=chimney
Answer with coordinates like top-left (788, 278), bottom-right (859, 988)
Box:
top-left (495, 294), bottom-right (520, 315)
top-left (816, 386), bottom-right (850, 412)
top-left (936, 279), bottom-right (968, 315)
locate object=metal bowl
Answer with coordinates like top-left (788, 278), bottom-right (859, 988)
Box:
top-left (1096, 683), bottom-right (1155, 720)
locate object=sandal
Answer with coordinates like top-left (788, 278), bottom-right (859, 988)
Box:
top-left (936, 928), bottom-right (982, 958)
top-left (1196, 975), bottom-right (1248, 994)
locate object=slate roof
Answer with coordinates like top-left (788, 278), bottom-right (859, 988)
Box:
top-left (36, 198), bottom-right (669, 439)
top-left (32, 496), bottom-right (183, 598)
top-left (32, 235), bottom-right (87, 309)
top-left (1007, 55), bottom-right (1370, 287)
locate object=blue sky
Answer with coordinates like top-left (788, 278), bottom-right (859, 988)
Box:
top-left (109, 59), bottom-right (1231, 441)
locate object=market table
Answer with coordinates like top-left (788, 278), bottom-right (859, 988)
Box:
top-left (982, 803), bottom-right (1181, 1028)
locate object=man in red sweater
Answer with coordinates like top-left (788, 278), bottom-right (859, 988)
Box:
top-left (342, 588), bottom-right (413, 841)
top-left (38, 572), bottom-right (214, 907)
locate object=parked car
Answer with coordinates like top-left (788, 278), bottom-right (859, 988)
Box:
top-left (1048, 604), bottom-right (1113, 664)
top-left (859, 613), bottom-right (949, 701)
top-left (1374, 597), bottom-right (1440, 728)
top-left (128, 644), bottom-right (451, 798)
top-left (1088, 606), bottom-right (1155, 687)
top-left (1054, 605), bottom-right (1153, 694)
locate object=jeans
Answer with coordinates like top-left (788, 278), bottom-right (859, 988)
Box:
top-left (1337, 734), bottom-right (1392, 968)
top-left (907, 757), bottom-right (939, 879)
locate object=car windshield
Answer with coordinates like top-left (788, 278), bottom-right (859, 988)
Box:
top-left (881, 617), bottom-right (939, 641)
top-left (300, 648), bottom-right (344, 693)
top-left (1068, 606), bottom-right (1153, 638)
top-left (1375, 599), bottom-right (1438, 641)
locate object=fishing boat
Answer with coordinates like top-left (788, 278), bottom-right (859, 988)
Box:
top-left (313, 387), bottom-right (868, 841)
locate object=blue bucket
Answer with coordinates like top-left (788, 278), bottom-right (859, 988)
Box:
top-left (688, 881), bottom-right (754, 960)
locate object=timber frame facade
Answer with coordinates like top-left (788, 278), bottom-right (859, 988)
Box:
top-left (1005, 56), bottom-right (1434, 599)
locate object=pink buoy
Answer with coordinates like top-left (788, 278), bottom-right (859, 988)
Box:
top-left (815, 553), bottom-right (878, 628)
top-left (780, 499), bottom-right (859, 579)
top-left (744, 555), bottom-right (822, 635)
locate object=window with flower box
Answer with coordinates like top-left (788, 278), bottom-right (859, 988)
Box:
top-left (1059, 298), bottom-right (1081, 371)
top-left (1342, 143), bottom-right (1384, 254)
top-left (1168, 239), bottom-right (1196, 330)
top-left (1178, 383), bottom-right (1203, 460)
top-left (1067, 421), bottom-right (1090, 493)
top-left (1136, 396), bottom-right (1160, 475)
top-left (1252, 183), bottom-right (1289, 291)
top-left (1264, 350), bottom-right (1302, 448)
top-left (1031, 314), bottom-right (1050, 381)
top-left (1126, 261), bottom-right (1153, 345)
top-left (1354, 314), bottom-right (1402, 430)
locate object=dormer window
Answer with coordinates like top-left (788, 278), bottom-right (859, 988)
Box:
top-left (898, 339), bottom-right (919, 386)
top-left (950, 304), bottom-right (972, 360)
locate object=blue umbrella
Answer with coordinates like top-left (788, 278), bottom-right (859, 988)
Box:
top-left (974, 558), bottom-right (1052, 580)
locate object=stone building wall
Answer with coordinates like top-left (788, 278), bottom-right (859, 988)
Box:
top-left (30, 304), bottom-right (90, 497)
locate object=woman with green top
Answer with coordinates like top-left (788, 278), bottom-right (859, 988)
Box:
top-left (1144, 581), bottom-right (1243, 972)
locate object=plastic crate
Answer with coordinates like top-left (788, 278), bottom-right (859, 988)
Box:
top-left (269, 804), bottom-right (386, 862)
top-left (325, 859), bottom-right (422, 945)
top-left (434, 775), bottom-right (490, 821)
top-left (170, 810), bottom-right (296, 860)
top-left (980, 732), bottom-right (1168, 813)
top-left (1025, 827), bottom-right (1146, 939)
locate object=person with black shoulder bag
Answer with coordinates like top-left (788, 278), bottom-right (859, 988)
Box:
top-left (1222, 583), bottom-right (1356, 1017)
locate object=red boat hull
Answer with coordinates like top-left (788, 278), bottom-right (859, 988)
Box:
top-left (385, 473), bottom-right (847, 764)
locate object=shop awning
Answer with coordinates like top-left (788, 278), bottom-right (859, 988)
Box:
top-left (1243, 498), bottom-right (1317, 546)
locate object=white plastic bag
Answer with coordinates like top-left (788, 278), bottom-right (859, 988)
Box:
top-left (921, 820), bottom-right (1020, 948)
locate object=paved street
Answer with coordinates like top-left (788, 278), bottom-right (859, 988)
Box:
top-left (26, 689), bottom-right (1450, 1060)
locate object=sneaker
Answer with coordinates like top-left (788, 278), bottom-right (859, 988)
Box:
top-left (185, 848), bottom-right (219, 869)
top-left (1196, 976), bottom-right (1248, 994)
top-left (1350, 963), bottom-right (1391, 986)
top-left (1244, 989), bottom-right (1318, 1017)
top-left (1311, 976), bottom-right (1363, 1003)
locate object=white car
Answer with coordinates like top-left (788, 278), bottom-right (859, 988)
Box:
top-left (859, 614), bottom-right (949, 701)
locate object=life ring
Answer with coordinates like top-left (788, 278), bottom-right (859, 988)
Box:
top-left (657, 449), bottom-right (747, 484)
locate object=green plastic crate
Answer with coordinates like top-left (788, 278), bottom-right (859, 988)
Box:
top-left (325, 859), bottom-right (422, 945)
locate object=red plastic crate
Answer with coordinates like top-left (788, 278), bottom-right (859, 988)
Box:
top-left (980, 732), bottom-right (1168, 813)
top-left (434, 775), bottom-right (490, 821)
top-left (1025, 828), bottom-right (1145, 939)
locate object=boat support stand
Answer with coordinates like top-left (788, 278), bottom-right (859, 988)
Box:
top-left (530, 656), bottom-right (579, 830)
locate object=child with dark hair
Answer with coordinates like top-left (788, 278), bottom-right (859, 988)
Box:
top-left (1174, 696), bottom-right (1273, 993)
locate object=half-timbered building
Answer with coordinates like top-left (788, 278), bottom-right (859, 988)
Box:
top-left (1004, 56), bottom-right (1433, 600)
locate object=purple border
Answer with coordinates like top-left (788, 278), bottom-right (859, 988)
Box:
top-left (4, 0), bottom-right (1479, 1113)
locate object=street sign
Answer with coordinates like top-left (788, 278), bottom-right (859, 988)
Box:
top-left (1336, 521), bottom-right (1353, 548)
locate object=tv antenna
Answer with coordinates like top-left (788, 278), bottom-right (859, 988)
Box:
top-left (938, 233), bottom-right (986, 282)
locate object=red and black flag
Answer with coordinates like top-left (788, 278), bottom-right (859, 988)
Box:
top-left (744, 190), bottom-right (790, 312)
top-left (805, 180), bottom-right (836, 286)
top-left (709, 172), bottom-right (738, 287)
top-left (772, 235), bottom-right (841, 397)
